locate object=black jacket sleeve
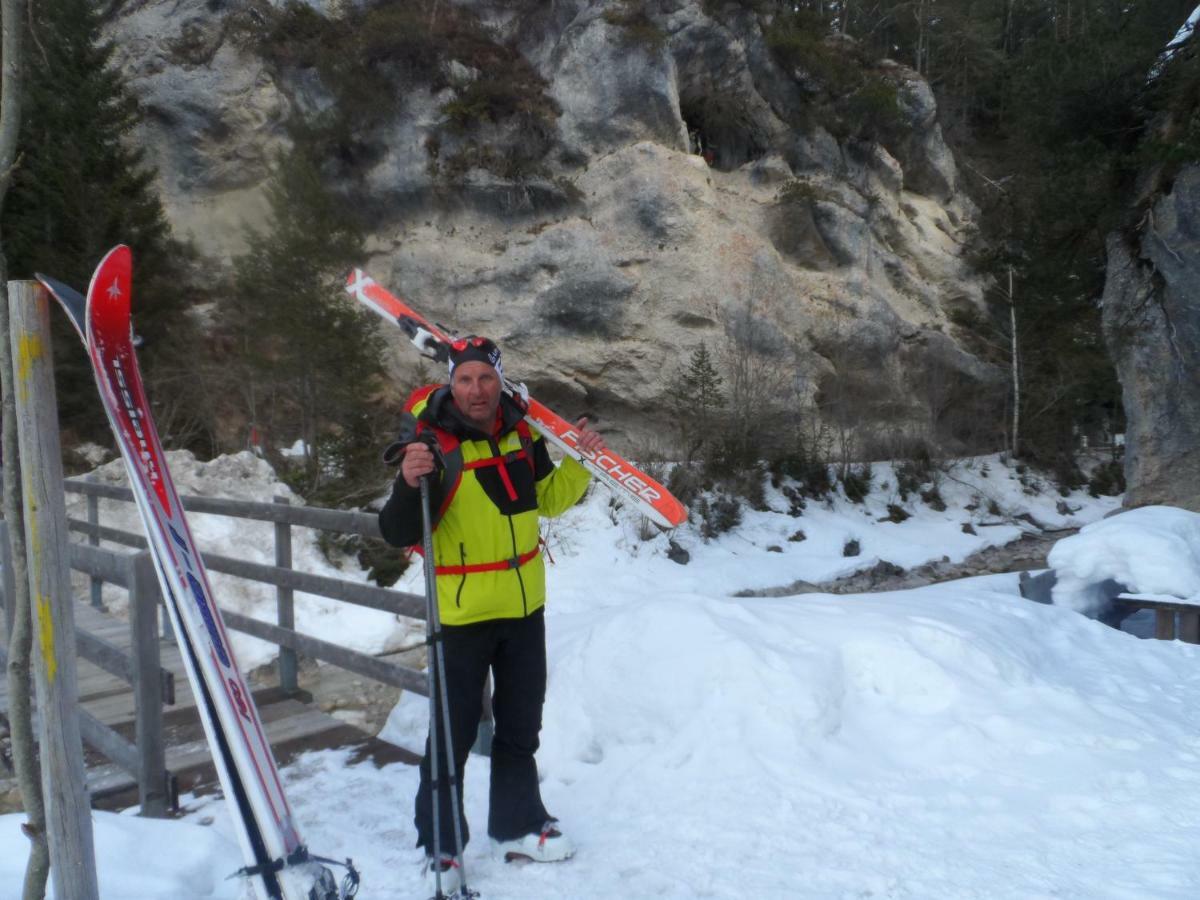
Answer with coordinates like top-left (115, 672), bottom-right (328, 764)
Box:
top-left (376, 408), bottom-right (445, 547)
top-left (378, 476), bottom-right (423, 547)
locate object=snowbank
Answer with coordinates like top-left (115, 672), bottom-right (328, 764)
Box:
top-left (10, 452), bottom-right (1186, 899)
top-left (28, 574), bottom-right (1199, 899)
top-left (0, 810), bottom-right (238, 898)
top-left (1049, 505), bottom-right (1200, 613)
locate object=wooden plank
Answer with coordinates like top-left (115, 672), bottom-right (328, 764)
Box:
top-left (1180, 612), bottom-right (1200, 644)
top-left (130, 552), bottom-right (167, 816)
top-left (222, 610), bottom-right (428, 695)
top-left (78, 708), bottom-right (140, 774)
top-left (67, 517), bottom-right (424, 619)
top-left (1114, 593), bottom-right (1199, 611)
top-left (10, 280), bottom-right (99, 898)
top-left (208, 555), bottom-right (425, 618)
top-left (87, 486), bottom-right (103, 609)
top-left (275, 496), bottom-right (298, 694)
top-left (1155, 609), bottom-right (1177, 640)
top-left (86, 701), bottom-right (355, 799)
top-left (69, 541), bottom-right (133, 587)
top-left (64, 478), bottom-right (381, 536)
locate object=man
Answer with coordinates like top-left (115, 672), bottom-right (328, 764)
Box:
top-left (378, 335), bottom-right (603, 892)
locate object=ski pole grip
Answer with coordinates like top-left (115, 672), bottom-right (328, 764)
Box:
top-left (381, 434), bottom-right (444, 469)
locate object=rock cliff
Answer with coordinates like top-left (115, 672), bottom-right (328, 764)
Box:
top-left (1102, 165), bottom-right (1200, 512)
top-left (106, 0), bottom-right (1000, 448)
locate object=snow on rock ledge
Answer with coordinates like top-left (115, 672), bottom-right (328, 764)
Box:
top-left (1048, 505), bottom-right (1200, 614)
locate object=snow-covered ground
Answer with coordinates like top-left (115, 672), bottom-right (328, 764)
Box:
top-left (9, 453), bottom-right (1200, 899)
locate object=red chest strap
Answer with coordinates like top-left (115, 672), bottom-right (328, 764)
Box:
top-left (412, 541), bottom-right (542, 576)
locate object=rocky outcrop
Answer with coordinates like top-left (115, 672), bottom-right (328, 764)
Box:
top-left (105, 0), bottom-right (1000, 449)
top-left (1101, 166), bottom-right (1200, 512)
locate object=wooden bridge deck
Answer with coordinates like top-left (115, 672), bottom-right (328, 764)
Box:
top-left (1, 598), bottom-right (416, 810)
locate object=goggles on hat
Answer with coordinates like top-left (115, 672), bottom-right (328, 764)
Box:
top-left (447, 335), bottom-right (503, 379)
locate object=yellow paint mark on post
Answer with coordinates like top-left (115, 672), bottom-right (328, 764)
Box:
top-left (16, 333), bottom-right (44, 402)
top-left (22, 461), bottom-right (55, 682)
top-left (36, 594), bottom-right (57, 682)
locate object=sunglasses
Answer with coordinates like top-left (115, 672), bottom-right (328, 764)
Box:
top-left (450, 336), bottom-right (489, 352)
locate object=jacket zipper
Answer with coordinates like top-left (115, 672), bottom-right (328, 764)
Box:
top-left (454, 542), bottom-right (467, 607)
top-left (507, 514), bottom-right (528, 617)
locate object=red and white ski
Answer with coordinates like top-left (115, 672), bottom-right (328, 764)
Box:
top-left (346, 268), bottom-right (688, 529)
top-left (38, 247), bottom-right (356, 900)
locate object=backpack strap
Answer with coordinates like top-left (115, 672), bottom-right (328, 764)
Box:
top-left (460, 420), bottom-right (537, 501)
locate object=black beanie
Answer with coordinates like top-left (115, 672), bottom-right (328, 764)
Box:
top-left (447, 335), bottom-right (503, 380)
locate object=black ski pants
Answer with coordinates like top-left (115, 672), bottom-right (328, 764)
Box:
top-left (415, 607), bottom-right (552, 854)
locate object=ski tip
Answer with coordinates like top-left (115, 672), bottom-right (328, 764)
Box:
top-left (34, 272), bottom-right (88, 341)
top-left (87, 244), bottom-right (133, 321)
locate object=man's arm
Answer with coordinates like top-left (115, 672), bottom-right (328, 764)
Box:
top-left (377, 414), bottom-right (444, 547)
top-left (533, 417), bottom-right (604, 518)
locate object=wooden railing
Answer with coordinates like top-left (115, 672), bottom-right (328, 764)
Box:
top-left (1, 477), bottom-right (428, 816)
top-left (1113, 594), bottom-right (1200, 643)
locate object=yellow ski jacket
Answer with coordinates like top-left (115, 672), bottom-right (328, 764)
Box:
top-left (378, 385), bottom-right (591, 626)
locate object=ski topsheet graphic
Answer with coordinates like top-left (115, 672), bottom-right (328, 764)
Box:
top-left (346, 269), bottom-right (688, 530)
top-left (37, 247), bottom-right (357, 900)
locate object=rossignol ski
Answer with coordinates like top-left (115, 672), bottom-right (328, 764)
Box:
top-left (37, 247), bottom-right (359, 900)
top-left (345, 269), bottom-right (687, 529)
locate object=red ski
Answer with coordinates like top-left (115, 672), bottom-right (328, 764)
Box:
top-left (38, 247), bottom-right (356, 900)
top-left (346, 268), bottom-right (687, 529)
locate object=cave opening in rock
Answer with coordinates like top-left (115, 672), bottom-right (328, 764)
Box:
top-left (681, 92), bottom-right (767, 172)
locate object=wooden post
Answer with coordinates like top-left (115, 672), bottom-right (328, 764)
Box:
top-left (86, 477), bottom-right (103, 610)
top-left (10, 280), bottom-right (99, 899)
top-left (1155, 609), bottom-right (1177, 641)
top-left (274, 496), bottom-right (298, 694)
top-left (0, 519), bottom-right (14, 639)
top-left (129, 550), bottom-right (167, 816)
top-left (1180, 611), bottom-right (1200, 645)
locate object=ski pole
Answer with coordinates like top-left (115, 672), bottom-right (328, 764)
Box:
top-left (419, 471), bottom-right (474, 899)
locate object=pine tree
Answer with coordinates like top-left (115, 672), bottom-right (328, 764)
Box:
top-left (4, 0), bottom-right (200, 442)
top-left (227, 146), bottom-right (385, 499)
top-left (667, 341), bottom-right (726, 463)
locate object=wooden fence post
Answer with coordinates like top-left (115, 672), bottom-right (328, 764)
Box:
top-left (1155, 609), bottom-right (1177, 641)
top-left (86, 476), bottom-right (103, 610)
top-left (274, 496), bottom-right (298, 694)
top-left (10, 280), bottom-right (99, 899)
top-left (129, 550), bottom-right (167, 816)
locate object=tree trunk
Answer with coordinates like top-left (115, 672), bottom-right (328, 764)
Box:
top-left (1009, 265), bottom-right (1020, 459)
top-left (0, 0), bottom-right (49, 892)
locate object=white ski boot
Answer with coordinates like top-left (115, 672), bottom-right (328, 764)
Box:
top-left (423, 853), bottom-right (462, 898)
top-left (492, 820), bottom-right (576, 863)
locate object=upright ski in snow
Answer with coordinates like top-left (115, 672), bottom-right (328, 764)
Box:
top-left (37, 247), bottom-right (358, 900)
top-left (345, 269), bottom-right (688, 530)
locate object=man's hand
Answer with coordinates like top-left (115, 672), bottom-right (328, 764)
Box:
top-left (401, 441), bottom-right (437, 488)
top-left (574, 417), bottom-right (606, 455)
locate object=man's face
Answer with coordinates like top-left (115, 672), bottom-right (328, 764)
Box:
top-left (451, 361), bottom-right (502, 430)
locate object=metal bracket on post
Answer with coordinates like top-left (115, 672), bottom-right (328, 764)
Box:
top-left (129, 549), bottom-right (167, 817)
top-left (274, 495), bottom-right (298, 694)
